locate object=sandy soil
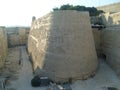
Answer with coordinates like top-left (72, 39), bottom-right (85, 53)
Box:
top-left (3, 46), bottom-right (120, 90)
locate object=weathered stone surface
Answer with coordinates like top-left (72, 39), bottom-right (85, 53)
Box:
top-left (0, 47), bottom-right (22, 81)
top-left (0, 27), bottom-right (8, 69)
top-left (101, 26), bottom-right (120, 76)
top-left (28, 11), bottom-right (98, 82)
top-left (7, 27), bottom-right (30, 47)
top-left (101, 12), bottom-right (120, 26)
top-left (92, 29), bottom-right (102, 57)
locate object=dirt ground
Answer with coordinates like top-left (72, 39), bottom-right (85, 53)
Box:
top-left (1, 46), bottom-right (120, 90)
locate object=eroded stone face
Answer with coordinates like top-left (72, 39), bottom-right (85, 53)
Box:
top-left (101, 26), bottom-right (120, 76)
top-left (6, 27), bottom-right (30, 48)
top-left (101, 12), bottom-right (120, 26)
top-left (28, 11), bottom-right (98, 82)
top-left (0, 27), bottom-right (8, 69)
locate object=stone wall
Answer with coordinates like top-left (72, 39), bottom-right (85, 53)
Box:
top-left (101, 25), bottom-right (120, 76)
top-left (0, 27), bottom-right (8, 68)
top-left (28, 11), bottom-right (98, 82)
top-left (7, 27), bottom-right (29, 47)
top-left (92, 29), bottom-right (101, 57)
top-left (100, 12), bottom-right (120, 26)
top-left (97, 2), bottom-right (120, 13)
top-left (92, 13), bottom-right (120, 76)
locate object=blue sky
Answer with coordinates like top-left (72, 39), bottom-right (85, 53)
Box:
top-left (0, 0), bottom-right (120, 26)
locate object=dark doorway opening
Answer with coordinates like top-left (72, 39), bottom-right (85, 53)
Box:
top-left (101, 54), bottom-right (107, 61)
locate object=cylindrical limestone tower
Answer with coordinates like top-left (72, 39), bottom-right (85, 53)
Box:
top-left (28, 10), bottom-right (98, 82)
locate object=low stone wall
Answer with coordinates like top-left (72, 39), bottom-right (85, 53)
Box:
top-left (7, 27), bottom-right (29, 47)
top-left (101, 25), bottom-right (120, 76)
top-left (0, 27), bottom-right (8, 68)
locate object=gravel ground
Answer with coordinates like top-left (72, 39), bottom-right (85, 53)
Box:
top-left (4, 46), bottom-right (120, 90)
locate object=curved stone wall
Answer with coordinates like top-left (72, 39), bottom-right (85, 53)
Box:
top-left (28, 11), bottom-right (98, 82)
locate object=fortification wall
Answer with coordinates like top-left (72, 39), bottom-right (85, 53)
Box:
top-left (7, 27), bottom-right (29, 47)
top-left (97, 2), bottom-right (120, 13)
top-left (0, 27), bottom-right (8, 68)
top-left (28, 11), bottom-right (98, 82)
top-left (91, 13), bottom-right (120, 76)
top-left (92, 25), bottom-right (120, 76)
top-left (101, 25), bottom-right (120, 76)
